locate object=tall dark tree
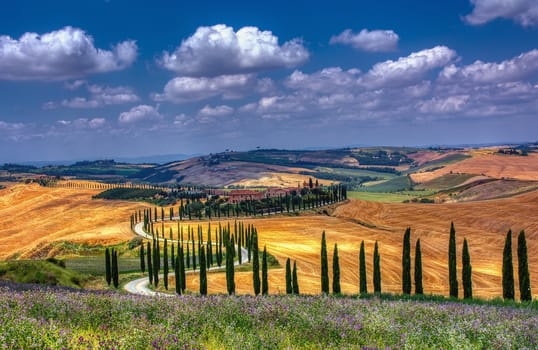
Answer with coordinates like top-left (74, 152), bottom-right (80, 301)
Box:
top-left (180, 245), bottom-right (186, 292)
top-left (285, 258), bottom-right (292, 294)
top-left (105, 247), bottom-right (112, 286)
top-left (292, 260), bottom-right (299, 294)
top-left (147, 242), bottom-right (153, 285)
top-left (226, 237), bottom-right (235, 295)
top-left (415, 239), bottom-right (423, 295)
top-left (402, 227), bottom-right (412, 294)
top-left (252, 232), bottom-right (260, 295)
top-left (449, 222), bottom-right (458, 298)
top-left (174, 255), bottom-right (181, 295)
top-left (262, 245), bottom-right (268, 295)
top-left (139, 244), bottom-right (145, 273)
top-left (502, 229), bottom-right (515, 300)
top-left (332, 243), bottom-right (341, 294)
top-left (462, 238), bottom-right (472, 299)
top-left (153, 241), bottom-right (159, 288)
top-left (320, 231), bottom-right (329, 294)
top-left (517, 230), bottom-right (532, 301)
top-left (373, 241), bottom-right (381, 293)
top-left (199, 244), bottom-right (207, 296)
top-left (359, 241), bottom-right (367, 294)
top-left (112, 249), bottom-right (119, 288)
top-left (163, 239), bottom-right (169, 290)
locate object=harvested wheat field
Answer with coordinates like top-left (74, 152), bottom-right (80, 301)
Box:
top-left (176, 191), bottom-right (537, 300)
top-left (412, 153), bottom-right (538, 183)
top-left (0, 182), bottom-right (147, 260)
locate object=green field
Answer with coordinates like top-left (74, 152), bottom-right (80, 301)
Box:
top-left (0, 260), bottom-right (86, 288)
top-left (416, 173), bottom-right (477, 190)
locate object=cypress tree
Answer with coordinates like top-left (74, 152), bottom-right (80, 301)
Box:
top-left (332, 243), bottom-right (341, 294)
top-left (320, 231), bottom-right (329, 294)
top-left (415, 239), bottom-right (423, 295)
top-left (180, 245), bottom-right (186, 292)
top-left (186, 244), bottom-right (190, 269)
top-left (502, 229), bottom-right (515, 300)
top-left (174, 255), bottom-right (181, 295)
top-left (226, 237), bottom-right (235, 295)
top-left (517, 230), bottom-right (532, 301)
top-left (200, 244), bottom-right (207, 296)
top-left (153, 242), bottom-right (159, 288)
top-left (147, 242), bottom-right (153, 285)
top-left (105, 247), bottom-right (111, 286)
top-left (292, 260), bottom-right (299, 294)
top-left (462, 238), bottom-right (472, 299)
top-left (373, 241), bottom-right (381, 293)
top-left (163, 239), bottom-right (169, 290)
top-left (359, 241), bottom-right (367, 294)
top-left (252, 231), bottom-right (260, 295)
top-left (402, 227), bottom-right (412, 294)
top-left (262, 245), bottom-right (268, 295)
top-left (139, 244), bottom-right (145, 273)
top-left (449, 222), bottom-right (458, 298)
top-left (112, 249), bottom-right (119, 288)
top-left (285, 258), bottom-right (292, 294)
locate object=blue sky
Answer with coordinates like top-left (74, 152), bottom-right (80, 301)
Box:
top-left (1, 0), bottom-right (537, 162)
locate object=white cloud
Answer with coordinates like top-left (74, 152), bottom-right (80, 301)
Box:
top-left (417, 95), bottom-right (470, 114)
top-left (160, 24), bottom-right (309, 76)
top-left (198, 105), bottom-right (234, 117)
top-left (464, 0), bottom-right (538, 26)
top-left (153, 74), bottom-right (256, 103)
top-left (46, 84), bottom-right (139, 109)
top-left (361, 46), bottom-right (457, 88)
top-left (438, 49), bottom-right (538, 84)
top-left (286, 67), bottom-right (361, 93)
top-left (0, 120), bottom-right (25, 131)
top-left (118, 105), bottom-right (161, 123)
top-left (56, 118), bottom-right (106, 129)
top-left (330, 29), bottom-right (399, 52)
top-left (0, 26), bottom-right (137, 80)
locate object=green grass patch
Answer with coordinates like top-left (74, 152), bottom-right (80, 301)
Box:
top-left (360, 175), bottom-right (413, 192)
top-left (64, 257), bottom-right (142, 276)
top-left (0, 260), bottom-right (86, 288)
top-left (416, 173), bottom-right (477, 190)
top-left (348, 191), bottom-right (416, 203)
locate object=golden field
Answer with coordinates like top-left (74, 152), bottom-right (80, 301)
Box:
top-left (1, 181), bottom-right (537, 300)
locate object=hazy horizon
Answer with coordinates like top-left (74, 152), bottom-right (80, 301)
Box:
top-left (1, 0), bottom-right (537, 163)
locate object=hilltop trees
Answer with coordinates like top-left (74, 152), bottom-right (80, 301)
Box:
top-left (321, 231), bottom-right (329, 294)
top-left (449, 222), bottom-right (458, 298)
top-left (462, 238), bottom-right (472, 299)
top-left (402, 227), bottom-right (411, 294)
top-left (414, 239), bottom-right (423, 295)
top-left (359, 241), bottom-right (367, 294)
top-left (502, 230), bottom-right (515, 300)
top-left (332, 243), bottom-right (341, 294)
top-left (517, 230), bottom-right (532, 301)
top-left (373, 241), bottom-right (381, 293)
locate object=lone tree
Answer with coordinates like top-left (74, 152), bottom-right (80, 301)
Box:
top-left (139, 244), bottom-right (145, 273)
top-left (332, 243), bottom-right (341, 294)
top-left (502, 229), bottom-right (515, 300)
top-left (359, 241), bottom-right (367, 294)
top-left (462, 238), bottom-right (472, 299)
top-left (517, 230), bottom-right (532, 301)
top-left (285, 258), bottom-right (292, 294)
top-left (105, 247), bottom-right (112, 286)
top-left (252, 232), bottom-right (260, 295)
top-left (415, 239), bottom-right (423, 295)
top-left (373, 241), bottom-right (381, 293)
top-left (449, 222), bottom-right (458, 298)
top-left (199, 244), bottom-right (207, 296)
top-left (262, 245), bottom-right (268, 295)
top-left (402, 227), bottom-right (412, 294)
top-left (320, 231), bottom-right (329, 294)
top-left (292, 260), bottom-right (299, 294)
top-left (112, 249), bottom-right (119, 288)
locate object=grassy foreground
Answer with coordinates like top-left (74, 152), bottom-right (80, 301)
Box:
top-left (1, 284), bottom-right (536, 349)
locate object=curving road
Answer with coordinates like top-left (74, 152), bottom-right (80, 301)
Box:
top-left (124, 220), bottom-right (249, 296)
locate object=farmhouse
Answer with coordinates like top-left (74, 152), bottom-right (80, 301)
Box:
top-left (227, 189), bottom-right (265, 203)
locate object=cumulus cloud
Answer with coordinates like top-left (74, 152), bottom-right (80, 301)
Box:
top-left (118, 105), bottom-right (161, 123)
top-left (0, 120), bottom-right (25, 131)
top-left (0, 26), bottom-right (137, 80)
top-left (438, 49), bottom-right (538, 84)
top-left (56, 118), bottom-right (106, 129)
top-left (153, 74), bottom-right (263, 103)
top-left (286, 67), bottom-right (361, 93)
top-left (360, 46), bottom-right (457, 88)
top-left (160, 24), bottom-right (309, 76)
top-left (198, 105), bottom-right (234, 117)
top-left (464, 0), bottom-right (538, 26)
top-left (330, 29), bottom-right (399, 52)
top-left (44, 83), bottom-right (139, 109)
